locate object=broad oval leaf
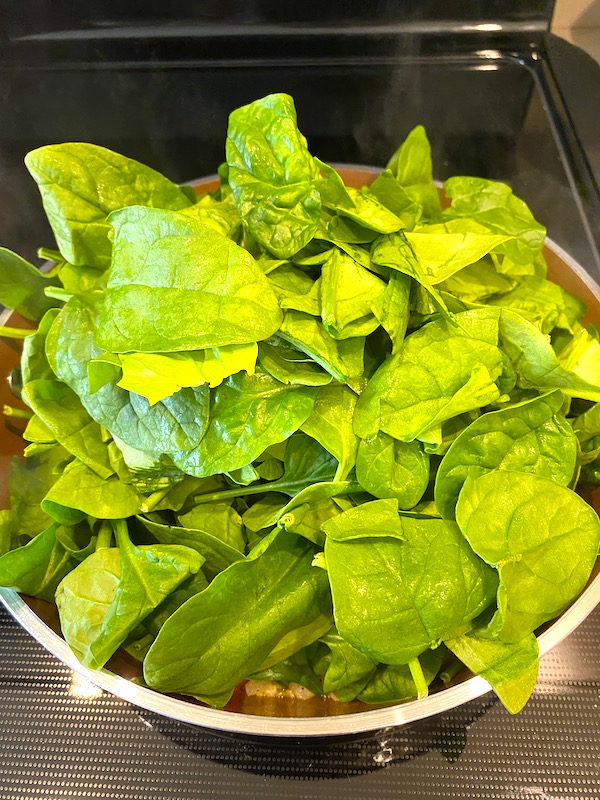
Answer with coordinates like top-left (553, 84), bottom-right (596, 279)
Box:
top-left (143, 529), bottom-right (332, 706)
top-left (46, 297), bottom-right (210, 454)
top-left (97, 207), bottom-right (282, 353)
top-left (171, 372), bottom-right (319, 478)
top-left (435, 391), bottom-right (578, 519)
top-left (324, 508), bottom-right (498, 664)
top-left (455, 470), bottom-right (600, 642)
top-left (354, 308), bottom-right (504, 441)
top-left (356, 432), bottom-right (430, 509)
top-left (25, 143), bottom-right (192, 268)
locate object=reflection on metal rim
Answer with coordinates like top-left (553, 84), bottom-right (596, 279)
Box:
top-left (1, 208), bottom-right (599, 737)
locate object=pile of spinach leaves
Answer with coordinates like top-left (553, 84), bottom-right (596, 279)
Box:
top-left (1, 92), bottom-right (600, 716)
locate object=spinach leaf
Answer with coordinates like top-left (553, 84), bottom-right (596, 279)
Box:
top-left (0, 512), bottom-right (14, 557)
top-left (301, 384), bottom-right (359, 481)
top-left (573, 402), bottom-right (600, 483)
top-left (56, 520), bottom-right (202, 668)
top-left (96, 207), bottom-right (282, 353)
top-left (21, 308), bottom-right (60, 385)
top-left (282, 493), bottom-right (355, 548)
top-left (321, 498), bottom-right (406, 542)
top-left (354, 308), bottom-right (504, 441)
top-left (172, 372), bottom-right (319, 478)
top-left (488, 275), bottom-right (585, 334)
top-left (266, 261), bottom-right (314, 296)
top-left (357, 647), bottom-right (444, 704)
top-left (0, 522), bottom-right (94, 602)
top-left (47, 297), bottom-right (210, 454)
top-left (178, 502), bottom-right (246, 553)
top-left (226, 93), bottom-right (321, 258)
top-left (42, 459), bottom-right (143, 522)
top-left (8, 446), bottom-right (69, 538)
top-left (438, 258), bottom-right (516, 302)
top-left (143, 529), bottom-right (332, 706)
top-left (249, 644), bottom-right (325, 697)
top-left (443, 176), bottom-right (546, 266)
top-left (385, 125), bottom-right (441, 219)
top-left (124, 568), bottom-right (211, 662)
top-left (499, 309), bottom-right (600, 401)
top-left (25, 143), bottom-right (192, 269)
top-left (366, 169), bottom-right (422, 230)
top-left (444, 629), bottom-right (539, 714)
top-left (356, 432), bottom-right (430, 509)
top-left (320, 630), bottom-right (377, 701)
top-left (0, 248), bottom-right (60, 322)
top-left (109, 343), bottom-right (258, 405)
top-left (137, 515), bottom-right (243, 579)
top-left (435, 392), bottom-right (578, 519)
top-left (274, 433), bottom-right (338, 494)
top-left (557, 326), bottom-right (600, 386)
top-left (316, 161), bottom-right (404, 234)
top-left (22, 379), bottom-right (114, 480)
top-left (279, 311), bottom-right (365, 383)
top-left (258, 339), bottom-right (332, 387)
top-left (242, 494), bottom-right (288, 533)
top-left (320, 249), bottom-right (386, 339)
top-left (371, 232), bottom-right (449, 318)
top-left (455, 470), bottom-right (600, 642)
top-left (279, 277), bottom-right (322, 316)
top-left (404, 226), bottom-right (512, 283)
top-left (323, 504), bottom-right (497, 664)
top-left (180, 191), bottom-right (240, 238)
top-left (371, 271), bottom-right (411, 354)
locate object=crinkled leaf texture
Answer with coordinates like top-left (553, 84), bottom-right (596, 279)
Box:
top-left (435, 391), bottom-right (578, 519)
top-left (226, 93), bottom-right (322, 258)
top-left (323, 503), bottom-right (498, 664)
top-left (171, 372), bottom-right (319, 478)
top-left (354, 308), bottom-right (505, 441)
top-left (46, 297), bottom-right (210, 455)
top-left (97, 206), bottom-right (282, 353)
top-left (25, 142), bottom-right (192, 268)
top-left (143, 529), bottom-right (332, 707)
top-left (455, 470), bottom-right (600, 642)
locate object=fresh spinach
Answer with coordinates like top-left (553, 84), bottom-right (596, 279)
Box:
top-left (25, 143), bottom-right (193, 269)
top-left (1, 92), bottom-right (599, 718)
top-left (323, 503), bottom-right (498, 664)
top-left (455, 470), bottom-right (600, 642)
top-left (143, 529), bottom-right (332, 706)
top-left (435, 391), bottom-right (577, 519)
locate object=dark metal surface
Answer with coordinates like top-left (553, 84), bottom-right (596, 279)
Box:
top-left (1, 603), bottom-right (599, 798)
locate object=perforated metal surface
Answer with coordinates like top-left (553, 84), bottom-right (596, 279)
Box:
top-left (1, 605), bottom-right (598, 799)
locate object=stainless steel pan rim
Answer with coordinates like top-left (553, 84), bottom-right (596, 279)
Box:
top-left (1, 234), bottom-right (599, 739)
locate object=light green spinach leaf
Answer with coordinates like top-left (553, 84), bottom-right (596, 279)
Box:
top-left (455, 470), bottom-right (600, 642)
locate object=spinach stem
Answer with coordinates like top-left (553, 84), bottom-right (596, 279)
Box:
top-left (95, 520), bottom-right (113, 550)
top-left (3, 405), bottom-right (32, 420)
top-left (38, 247), bottom-right (62, 262)
top-left (439, 658), bottom-right (464, 685)
top-left (0, 325), bottom-right (34, 339)
top-left (141, 487), bottom-right (173, 513)
top-left (44, 287), bottom-right (73, 302)
top-left (112, 518), bottom-right (130, 548)
top-left (408, 657), bottom-right (429, 700)
top-left (192, 479), bottom-right (362, 505)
